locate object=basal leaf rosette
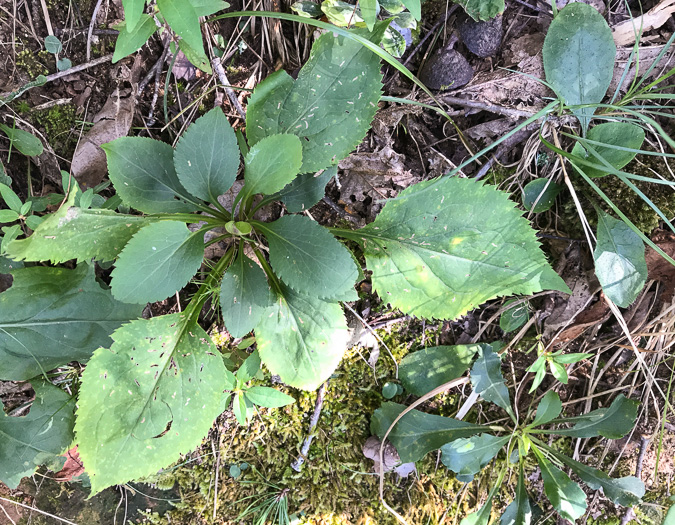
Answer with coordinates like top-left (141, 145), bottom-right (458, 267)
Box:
top-left (356, 177), bottom-right (569, 320)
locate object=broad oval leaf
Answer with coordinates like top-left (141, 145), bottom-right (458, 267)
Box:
top-left (259, 214), bottom-right (358, 300)
top-left (220, 250), bottom-right (273, 338)
top-left (571, 122), bottom-right (645, 178)
top-left (0, 265), bottom-right (141, 381)
top-left (243, 134), bottom-right (303, 197)
top-left (370, 402), bottom-right (489, 463)
top-left (548, 394), bottom-right (638, 439)
top-left (499, 298), bottom-right (529, 332)
top-left (277, 166), bottom-right (336, 213)
top-left (75, 314), bottom-right (226, 494)
top-left (113, 14), bottom-right (158, 63)
top-left (542, 2), bottom-right (615, 132)
top-left (399, 344), bottom-right (479, 396)
top-left (245, 386), bottom-right (295, 408)
top-left (0, 124), bottom-right (43, 156)
top-left (551, 450), bottom-right (645, 507)
top-left (458, 0), bottom-right (504, 20)
top-left (174, 108), bottom-right (240, 203)
top-left (111, 221), bottom-right (205, 304)
top-left (6, 191), bottom-right (154, 263)
top-left (440, 434), bottom-right (509, 482)
top-left (593, 210), bottom-right (647, 307)
top-left (246, 30), bottom-right (383, 172)
top-left (103, 137), bottom-right (199, 214)
top-left (0, 381), bottom-right (75, 489)
top-left (255, 285), bottom-right (350, 390)
top-left (529, 390), bottom-right (562, 427)
top-left (536, 452), bottom-right (587, 522)
top-left (470, 345), bottom-right (513, 417)
top-left (357, 177), bottom-right (569, 321)
top-left (522, 178), bottom-right (563, 213)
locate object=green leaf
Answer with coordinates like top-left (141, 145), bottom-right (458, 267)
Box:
top-left (258, 215), bottom-right (358, 300)
top-left (6, 192), bottom-right (154, 263)
top-left (551, 450), bottom-right (644, 507)
top-left (440, 434), bottom-right (509, 482)
top-left (554, 352), bottom-right (591, 364)
top-left (0, 265), bottom-right (141, 381)
top-left (593, 210), bottom-right (647, 308)
top-left (382, 27), bottom-right (406, 58)
top-left (356, 177), bottom-right (569, 321)
top-left (570, 122), bottom-right (645, 178)
top-left (276, 166), bottom-right (335, 213)
top-left (460, 476), bottom-right (502, 525)
top-left (245, 386), bottom-right (295, 408)
top-left (397, 0), bottom-right (420, 18)
top-left (370, 402), bottom-right (489, 463)
top-left (548, 360), bottom-right (568, 383)
top-left (44, 35), bottom-right (63, 54)
top-left (379, 0), bottom-right (405, 14)
top-left (0, 210), bottom-right (19, 223)
top-left (122, 0), bottom-right (146, 32)
top-left (57, 58), bottom-right (72, 71)
top-left (399, 344), bottom-right (479, 396)
top-left (75, 313), bottom-right (226, 494)
top-left (456, 0), bottom-right (504, 20)
top-left (103, 137), bottom-right (199, 214)
top-left (290, 0), bottom-right (324, 17)
top-left (113, 14), bottom-right (158, 63)
top-left (470, 345), bottom-right (513, 417)
top-left (157, 0), bottom-right (206, 66)
top-left (174, 107), bottom-right (240, 203)
top-left (223, 368), bottom-right (236, 390)
top-left (220, 251), bottom-right (272, 338)
top-left (0, 125), bottom-right (43, 156)
top-left (382, 382), bottom-right (399, 399)
top-left (499, 299), bottom-right (529, 332)
top-left (236, 350), bottom-right (261, 383)
top-left (243, 134), bottom-right (303, 197)
top-left (542, 2), bottom-right (615, 132)
top-left (360, 0), bottom-right (377, 29)
top-left (255, 284), bottom-right (350, 390)
top-left (321, 0), bottom-right (364, 26)
top-left (522, 178), bottom-right (563, 213)
top-left (547, 395), bottom-right (638, 439)
top-left (530, 390), bottom-right (562, 427)
top-left (189, 0), bottom-right (229, 16)
top-left (536, 451), bottom-right (587, 522)
top-left (245, 29), bottom-right (383, 172)
top-left (0, 381), bottom-right (75, 489)
top-left (110, 221), bottom-right (205, 304)
top-left (177, 38), bottom-right (212, 73)
top-left (0, 183), bottom-right (22, 212)
top-left (500, 464), bottom-right (532, 525)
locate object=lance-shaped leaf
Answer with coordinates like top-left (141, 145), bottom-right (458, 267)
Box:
top-left (0, 265), bottom-right (141, 381)
top-left (121, 0), bottom-right (145, 31)
top-left (529, 390), bottom-right (562, 428)
top-left (0, 124), bottom-right (43, 156)
top-left (593, 210), bottom-right (647, 308)
top-left (535, 451), bottom-right (587, 522)
top-left (111, 221), bottom-right (205, 304)
top-left (370, 403), bottom-right (489, 463)
top-left (500, 464), bottom-right (532, 525)
top-left (157, 0), bottom-right (210, 72)
top-left (471, 345), bottom-right (514, 418)
top-left (542, 2), bottom-right (615, 133)
top-left (276, 166), bottom-right (336, 213)
top-left (0, 381), bottom-right (75, 489)
top-left (461, 477), bottom-right (501, 525)
top-left (257, 215), bottom-right (358, 300)
top-left (255, 284), bottom-right (350, 390)
top-left (399, 344), bottom-right (479, 396)
top-left (245, 386), bottom-right (295, 408)
top-left (549, 449), bottom-right (644, 507)
top-left (174, 108), bottom-right (240, 203)
top-left (6, 191), bottom-right (154, 263)
top-left (544, 394), bottom-right (638, 439)
top-left (245, 28), bottom-right (384, 172)
top-left (441, 433), bottom-right (509, 482)
top-left (356, 177), bottom-right (569, 321)
top-left (220, 251), bottom-right (272, 338)
top-left (571, 122), bottom-right (645, 178)
top-left (102, 137), bottom-right (199, 214)
top-left (75, 314), bottom-right (226, 494)
top-left (113, 14), bottom-right (158, 63)
top-left (242, 134), bottom-right (303, 197)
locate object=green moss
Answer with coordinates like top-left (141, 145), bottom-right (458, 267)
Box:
top-left (33, 104), bottom-right (77, 156)
top-left (16, 50), bottom-right (50, 79)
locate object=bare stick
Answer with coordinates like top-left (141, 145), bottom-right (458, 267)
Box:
top-left (39, 0), bottom-right (54, 36)
top-left (86, 0), bottom-right (105, 61)
top-left (0, 497), bottom-right (78, 525)
top-left (291, 381), bottom-right (329, 472)
top-left (211, 57), bottom-right (247, 120)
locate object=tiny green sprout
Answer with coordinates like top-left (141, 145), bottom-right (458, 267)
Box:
top-left (225, 220), bottom-right (253, 236)
top-left (527, 340), bottom-right (591, 392)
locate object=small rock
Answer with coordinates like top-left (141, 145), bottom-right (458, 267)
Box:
top-left (458, 14), bottom-right (503, 58)
top-left (418, 45), bottom-right (473, 91)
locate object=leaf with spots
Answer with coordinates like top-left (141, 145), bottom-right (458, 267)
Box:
top-left (241, 134), bottom-right (303, 198)
top-left (0, 265), bottom-right (142, 381)
top-left (245, 26), bottom-right (385, 173)
top-left (352, 177), bottom-right (569, 321)
top-left (0, 381), bottom-right (75, 489)
top-left (6, 189), bottom-right (155, 264)
top-left (256, 214), bottom-right (358, 300)
top-left (75, 313), bottom-right (226, 494)
top-left (254, 284), bottom-right (350, 390)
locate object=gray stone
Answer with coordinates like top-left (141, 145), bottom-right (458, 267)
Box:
top-left (418, 46), bottom-right (473, 91)
top-left (458, 14), bottom-right (503, 58)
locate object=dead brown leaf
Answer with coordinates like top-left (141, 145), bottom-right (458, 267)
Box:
top-left (645, 229), bottom-right (675, 303)
top-left (53, 447), bottom-right (85, 482)
top-left (612, 0), bottom-right (675, 47)
top-left (362, 436), bottom-right (415, 477)
top-left (70, 56), bottom-right (142, 189)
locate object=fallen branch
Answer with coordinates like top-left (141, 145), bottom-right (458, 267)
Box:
top-left (291, 381), bottom-right (328, 472)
